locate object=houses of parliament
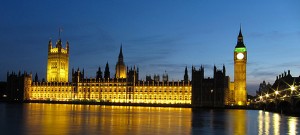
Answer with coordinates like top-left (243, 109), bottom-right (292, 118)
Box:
top-left (3, 28), bottom-right (248, 107)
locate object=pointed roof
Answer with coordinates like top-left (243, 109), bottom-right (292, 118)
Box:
top-left (119, 44), bottom-right (123, 59)
top-left (238, 24), bottom-right (243, 37)
top-left (185, 66), bottom-right (188, 73)
top-left (106, 61), bottom-right (109, 68)
top-left (235, 25), bottom-right (246, 48)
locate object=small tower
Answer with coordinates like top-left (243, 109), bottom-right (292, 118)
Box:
top-left (162, 71), bottom-right (168, 82)
top-left (104, 62), bottom-right (110, 79)
top-left (127, 66), bottom-right (139, 83)
top-left (115, 45), bottom-right (127, 78)
top-left (184, 66), bottom-right (188, 82)
top-left (46, 37), bottom-right (69, 82)
top-left (234, 26), bottom-right (247, 106)
top-left (34, 73), bottom-right (39, 82)
top-left (96, 66), bottom-right (103, 80)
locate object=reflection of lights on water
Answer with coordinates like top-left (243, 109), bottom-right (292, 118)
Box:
top-left (258, 110), bottom-right (264, 135)
top-left (258, 111), bottom-right (285, 135)
top-left (288, 117), bottom-right (298, 135)
top-left (264, 112), bottom-right (270, 135)
top-left (273, 113), bottom-right (280, 135)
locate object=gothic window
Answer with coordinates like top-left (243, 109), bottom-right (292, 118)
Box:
top-left (51, 62), bottom-right (57, 69)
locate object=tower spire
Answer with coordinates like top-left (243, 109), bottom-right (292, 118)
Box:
top-left (184, 66), bottom-right (188, 82)
top-left (236, 25), bottom-right (245, 48)
top-left (238, 24), bottom-right (243, 38)
top-left (119, 44), bottom-right (123, 60)
top-left (104, 61), bottom-right (110, 79)
top-left (115, 44), bottom-right (126, 78)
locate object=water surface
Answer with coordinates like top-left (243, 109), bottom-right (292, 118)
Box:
top-left (0, 103), bottom-right (298, 134)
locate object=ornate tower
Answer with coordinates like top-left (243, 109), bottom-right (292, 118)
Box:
top-left (46, 39), bottom-right (69, 82)
top-left (115, 45), bottom-right (127, 78)
top-left (234, 27), bottom-right (247, 105)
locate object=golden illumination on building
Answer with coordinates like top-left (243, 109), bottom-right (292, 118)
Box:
top-left (234, 27), bottom-right (247, 106)
top-left (115, 45), bottom-right (127, 79)
top-left (28, 80), bottom-right (191, 104)
top-left (46, 39), bottom-right (69, 82)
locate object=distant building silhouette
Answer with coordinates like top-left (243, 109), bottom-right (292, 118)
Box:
top-left (5, 71), bottom-right (31, 101)
top-left (191, 65), bottom-right (228, 107)
top-left (256, 70), bottom-right (299, 97)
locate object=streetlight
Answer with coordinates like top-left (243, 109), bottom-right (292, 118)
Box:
top-left (266, 94), bottom-right (269, 98)
top-left (291, 86), bottom-right (295, 91)
top-left (291, 86), bottom-right (296, 96)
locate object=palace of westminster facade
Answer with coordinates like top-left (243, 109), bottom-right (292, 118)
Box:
top-left (5, 28), bottom-right (248, 106)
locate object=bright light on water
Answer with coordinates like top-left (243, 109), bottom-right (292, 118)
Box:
top-left (0, 103), bottom-right (299, 134)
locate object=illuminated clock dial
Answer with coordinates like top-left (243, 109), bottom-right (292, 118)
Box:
top-left (237, 53), bottom-right (244, 60)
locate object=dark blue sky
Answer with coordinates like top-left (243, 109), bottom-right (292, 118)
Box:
top-left (1, 0), bottom-right (300, 95)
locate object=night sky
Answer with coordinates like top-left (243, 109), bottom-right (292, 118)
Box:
top-left (1, 1), bottom-right (299, 95)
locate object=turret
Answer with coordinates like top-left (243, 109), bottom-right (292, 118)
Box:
top-left (223, 64), bottom-right (226, 76)
top-left (162, 70), bottom-right (168, 82)
top-left (96, 66), bottom-right (103, 79)
top-left (214, 65), bottom-right (217, 74)
top-left (56, 39), bottom-right (62, 52)
top-left (48, 40), bottom-right (52, 53)
top-left (184, 66), bottom-right (188, 82)
top-left (66, 41), bottom-right (69, 54)
top-left (34, 73), bottom-right (39, 82)
top-left (104, 62), bottom-right (110, 79)
top-left (72, 68), bottom-right (84, 83)
top-left (127, 66), bottom-right (139, 83)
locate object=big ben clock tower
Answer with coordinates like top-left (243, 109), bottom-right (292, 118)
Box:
top-left (234, 27), bottom-right (247, 106)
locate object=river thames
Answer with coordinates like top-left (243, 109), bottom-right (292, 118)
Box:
top-left (0, 103), bottom-right (299, 135)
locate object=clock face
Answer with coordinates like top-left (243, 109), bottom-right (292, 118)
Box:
top-left (237, 53), bottom-right (244, 60)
